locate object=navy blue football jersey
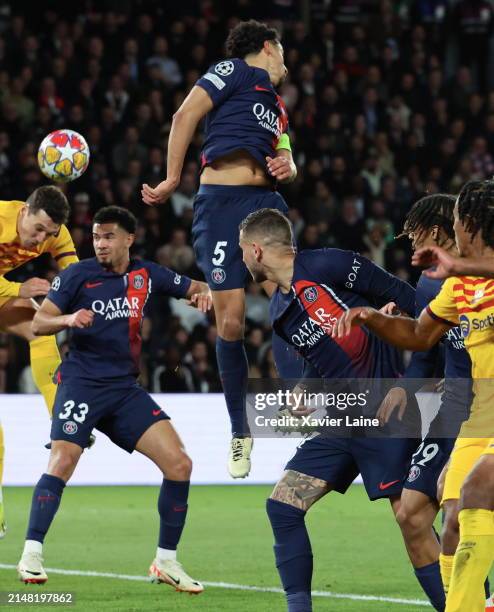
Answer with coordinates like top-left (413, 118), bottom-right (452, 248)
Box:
top-left (269, 249), bottom-right (416, 378)
top-left (404, 273), bottom-right (472, 436)
top-left (196, 58), bottom-right (289, 171)
top-left (405, 273), bottom-right (471, 380)
top-left (46, 258), bottom-right (191, 382)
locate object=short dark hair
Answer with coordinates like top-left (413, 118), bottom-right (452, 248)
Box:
top-left (26, 186), bottom-right (70, 225)
top-left (225, 20), bottom-right (280, 59)
top-left (93, 206), bottom-right (137, 234)
top-left (239, 208), bottom-right (293, 246)
top-left (401, 194), bottom-right (456, 246)
top-left (457, 179), bottom-right (494, 248)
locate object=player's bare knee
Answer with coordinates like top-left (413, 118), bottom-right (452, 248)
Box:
top-left (442, 503), bottom-right (460, 537)
top-left (164, 451), bottom-right (192, 481)
top-left (460, 463), bottom-right (494, 508)
top-left (47, 447), bottom-right (80, 482)
top-left (218, 316), bottom-right (244, 341)
top-left (269, 470), bottom-right (330, 512)
top-left (395, 505), bottom-right (425, 534)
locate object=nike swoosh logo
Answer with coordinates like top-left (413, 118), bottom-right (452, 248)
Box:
top-left (167, 574), bottom-right (180, 585)
top-left (152, 409), bottom-right (161, 416)
top-left (24, 570), bottom-right (42, 575)
top-left (379, 480), bottom-right (400, 490)
top-left (85, 282), bottom-right (103, 288)
top-left (254, 85), bottom-right (270, 92)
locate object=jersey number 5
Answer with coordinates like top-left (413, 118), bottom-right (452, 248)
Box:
top-left (212, 241), bottom-right (228, 265)
top-left (59, 400), bottom-right (89, 423)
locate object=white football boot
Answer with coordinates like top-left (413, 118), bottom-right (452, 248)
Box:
top-left (17, 551), bottom-right (48, 584)
top-left (228, 437), bottom-right (253, 478)
top-left (149, 558), bottom-right (203, 594)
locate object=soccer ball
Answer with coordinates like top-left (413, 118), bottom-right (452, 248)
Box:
top-left (38, 129), bottom-right (90, 183)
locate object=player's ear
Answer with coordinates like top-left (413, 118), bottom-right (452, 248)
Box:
top-left (263, 40), bottom-right (272, 56)
top-left (127, 233), bottom-right (135, 248)
top-left (431, 226), bottom-right (439, 242)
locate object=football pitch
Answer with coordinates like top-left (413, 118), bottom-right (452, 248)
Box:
top-left (0, 483), bottom-right (479, 611)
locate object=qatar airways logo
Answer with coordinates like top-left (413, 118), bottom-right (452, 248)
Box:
top-left (252, 103), bottom-right (282, 137)
top-left (291, 308), bottom-right (338, 348)
top-left (91, 297), bottom-right (141, 321)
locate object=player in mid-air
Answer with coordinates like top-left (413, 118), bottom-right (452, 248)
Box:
top-left (238, 208), bottom-right (428, 612)
top-left (142, 20), bottom-right (297, 478)
top-left (334, 179), bottom-right (494, 611)
top-left (376, 194), bottom-right (474, 610)
top-left (17, 206), bottom-right (210, 593)
top-left (0, 185), bottom-right (78, 538)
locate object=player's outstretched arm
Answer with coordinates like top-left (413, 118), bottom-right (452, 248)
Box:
top-left (332, 306), bottom-right (449, 352)
top-left (32, 298), bottom-right (94, 336)
top-left (185, 280), bottom-right (213, 313)
top-left (141, 86), bottom-right (213, 206)
top-left (412, 245), bottom-right (494, 279)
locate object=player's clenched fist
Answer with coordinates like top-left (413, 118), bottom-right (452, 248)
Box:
top-left (67, 309), bottom-right (94, 329)
top-left (19, 277), bottom-right (51, 298)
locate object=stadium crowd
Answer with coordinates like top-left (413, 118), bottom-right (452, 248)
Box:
top-left (0, 0), bottom-right (493, 393)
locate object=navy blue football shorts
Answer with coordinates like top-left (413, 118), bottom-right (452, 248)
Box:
top-left (51, 379), bottom-right (169, 452)
top-left (285, 434), bottom-right (418, 500)
top-left (403, 437), bottom-right (455, 501)
top-left (192, 184), bottom-right (289, 290)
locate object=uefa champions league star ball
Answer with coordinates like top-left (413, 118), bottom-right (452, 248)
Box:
top-left (38, 129), bottom-right (90, 183)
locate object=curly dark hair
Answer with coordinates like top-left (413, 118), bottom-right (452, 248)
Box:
top-left (225, 20), bottom-right (280, 58)
top-left (400, 193), bottom-right (456, 247)
top-left (457, 179), bottom-right (494, 248)
top-left (26, 186), bottom-right (70, 225)
top-left (94, 205), bottom-right (137, 234)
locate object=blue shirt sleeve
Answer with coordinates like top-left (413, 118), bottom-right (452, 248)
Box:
top-left (196, 59), bottom-right (246, 107)
top-left (45, 264), bottom-right (82, 313)
top-left (147, 262), bottom-right (192, 299)
top-left (312, 249), bottom-right (416, 315)
top-left (402, 274), bottom-right (444, 391)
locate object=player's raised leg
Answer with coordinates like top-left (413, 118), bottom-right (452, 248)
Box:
top-left (136, 420), bottom-right (203, 594)
top-left (0, 298), bottom-right (60, 415)
top-left (0, 419), bottom-right (5, 538)
top-left (17, 440), bottom-right (82, 584)
top-left (211, 288), bottom-right (253, 477)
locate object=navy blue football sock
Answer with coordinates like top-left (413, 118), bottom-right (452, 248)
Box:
top-left (414, 562), bottom-right (445, 611)
top-left (485, 577), bottom-right (490, 599)
top-left (158, 479), bottom-right (190, 550)
top-left (216, 337), bottom-right (249, 436)
top-left (266, 498), bottom-right (313, 607)
top-left (26, 473), bottom-right (66, 543)
top-left (271, 332), bottom-right (305, 380)
top-left (286, 592), bottom-right (312, 612)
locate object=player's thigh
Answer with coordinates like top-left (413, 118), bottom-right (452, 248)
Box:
top-left (0, 297), bottom-right (36, 340)
top-left (460, 444), bottom-right (494, 509)
top-left (405, 437), bottom-right (455, 503)
top-left (51, 382), bottom-right (100, 450)
top-left (441, 437), bottom-right (489, 504)
top-left (135, 419), bottom-right (191, 476)
top-left (211, 288), bottom-right (246, 338)
top-left (354, 438), bottom-right (417, 501)
top-left (270, 469), bottom-right (331, 511)
top-left (192, 186), bottom-right (289, 291)
top-left (283, 434), bottom-right (358, 498)
top-left (46, 439), bottom-right (83, 482)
